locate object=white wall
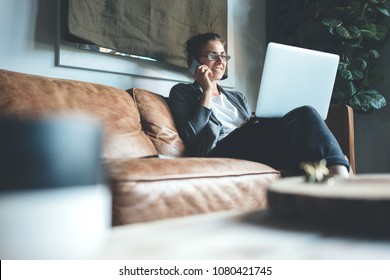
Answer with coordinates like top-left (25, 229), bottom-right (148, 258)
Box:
top-left (232, 0), bottom-right (267, 109)
top-left (1, 0), bottom-right (390, 174)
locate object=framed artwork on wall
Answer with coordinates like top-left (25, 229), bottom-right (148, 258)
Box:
top-left (56, 0), bottom-right (236, 88)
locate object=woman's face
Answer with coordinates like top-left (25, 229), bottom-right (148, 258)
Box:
top-left (198, 40), bottom-right (227, 81)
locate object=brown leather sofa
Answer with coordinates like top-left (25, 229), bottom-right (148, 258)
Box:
top-left (0, 69), bottom-right (354, 226)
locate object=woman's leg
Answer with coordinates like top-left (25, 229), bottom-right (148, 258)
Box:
top-left (209, 118), bottom-right (289, 170)
top-left (328, 165), bottom-right (350, 177)
top-left (209, 106), bottom-right (350, 176)
top-left (281, 105), bottom-right (350, 176)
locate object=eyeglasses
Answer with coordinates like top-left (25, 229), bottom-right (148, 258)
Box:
top-left (200, 53), bottom-right (231, 62)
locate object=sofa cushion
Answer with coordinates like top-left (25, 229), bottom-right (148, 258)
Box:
top-left (106, 157), bottom-right (280, 225)
top-left (0, 69), bottom-right (157, 159)
top-left (129, 88), bottom-right (186, 157)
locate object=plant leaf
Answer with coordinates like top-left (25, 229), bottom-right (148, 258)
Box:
top-left (336, 25), bottom-right (361, 39)
top-left (321, 17), bottom-right (343, 27)
top-left (350, 89), bottom-right (387, 112)
top-left (348, 81), bottom-right (358, 96)
top-left (351, 58), bottom-right (368, 70)
top-left (351, 69), bottom-right (365, 80)
top-left (360, 23), bottom-right (388, 41)
top-left (375, 4), bottom-right (390, 16)
top-left (364, 49), bottom-right (381, 59)
top-left (339, 67), bottom-right (364, 80)
top-left (368, 0), bottom-right (386, 4)
top-left (349, 96), bottom-right (367, 112)
top-left (362, 89), bottom-right (387, 109)
top-left (347, 35), bottom-right (363, 47)
top-left (338, 62), bottom-right (348, 70)
top-left (360, 23), bottom-right (379, 39)
top-left (375, 24), bottom-right (389, 40)
top-left (340, 69), bottom-right (354, 80)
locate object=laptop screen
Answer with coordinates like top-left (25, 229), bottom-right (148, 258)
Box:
top-left (255, 43), bottom-right (339, 119)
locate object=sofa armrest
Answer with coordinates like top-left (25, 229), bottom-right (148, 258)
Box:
top-left (326, 104), bottom-right (355, 173)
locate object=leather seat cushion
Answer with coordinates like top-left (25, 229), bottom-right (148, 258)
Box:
top-left (106, 157), bottom-right (280, 225)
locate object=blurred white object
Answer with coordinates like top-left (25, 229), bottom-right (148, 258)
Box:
top-left (0, 184), bottom-right (111, 259)
top-left (0, 115), bottom-right (110, 259)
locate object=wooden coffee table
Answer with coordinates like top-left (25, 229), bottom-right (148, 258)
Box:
top-left (267, 174), bottom-right (390, 231)
top-left (99, 175), bottom-right (390, 260)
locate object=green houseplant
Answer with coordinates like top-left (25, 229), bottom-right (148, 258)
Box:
top-left (267, 0), bottom-right (390, 113)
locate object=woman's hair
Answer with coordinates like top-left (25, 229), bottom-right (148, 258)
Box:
top-left (185, 32), bottom-right (226, 67)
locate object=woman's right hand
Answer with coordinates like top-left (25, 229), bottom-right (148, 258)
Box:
top-left (195, 65), bottom-right (214, 94)
top-left (195, 65), bottom-right (214, 109)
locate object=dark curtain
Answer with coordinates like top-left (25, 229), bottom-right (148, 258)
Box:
top-left (63, 0), bottom-right (227, 69)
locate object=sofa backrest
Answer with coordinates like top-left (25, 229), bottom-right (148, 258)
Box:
top-left (0, 69), bottom-right (157, 160)
top-left (128, 88), bottom-right (186, 157)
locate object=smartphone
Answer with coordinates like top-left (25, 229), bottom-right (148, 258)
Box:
top-left (189, 59), bottom-right (201, 76)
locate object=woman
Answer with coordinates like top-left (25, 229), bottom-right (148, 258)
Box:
top-left (169, 32), bottom-right (350, 177)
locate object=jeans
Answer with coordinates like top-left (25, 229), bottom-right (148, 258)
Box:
top-left (209, 106), bottom-right (350, 174)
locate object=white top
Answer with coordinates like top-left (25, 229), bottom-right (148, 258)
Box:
top-left (212, 94), bottom-right (245, 141)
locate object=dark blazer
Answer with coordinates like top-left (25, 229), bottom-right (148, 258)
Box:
top-left (169, 82), bottom-right (252, 156)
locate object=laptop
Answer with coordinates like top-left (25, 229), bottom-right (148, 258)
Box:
top-left (254, 42), bottom-right (339, 120)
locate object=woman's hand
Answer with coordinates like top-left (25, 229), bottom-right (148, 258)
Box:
top-left (195, 65), bottom-right (213, 93)
top-left (195, 65), bottom-right (216, 109)
top-left (194, 65), bottom-right (215, 109)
